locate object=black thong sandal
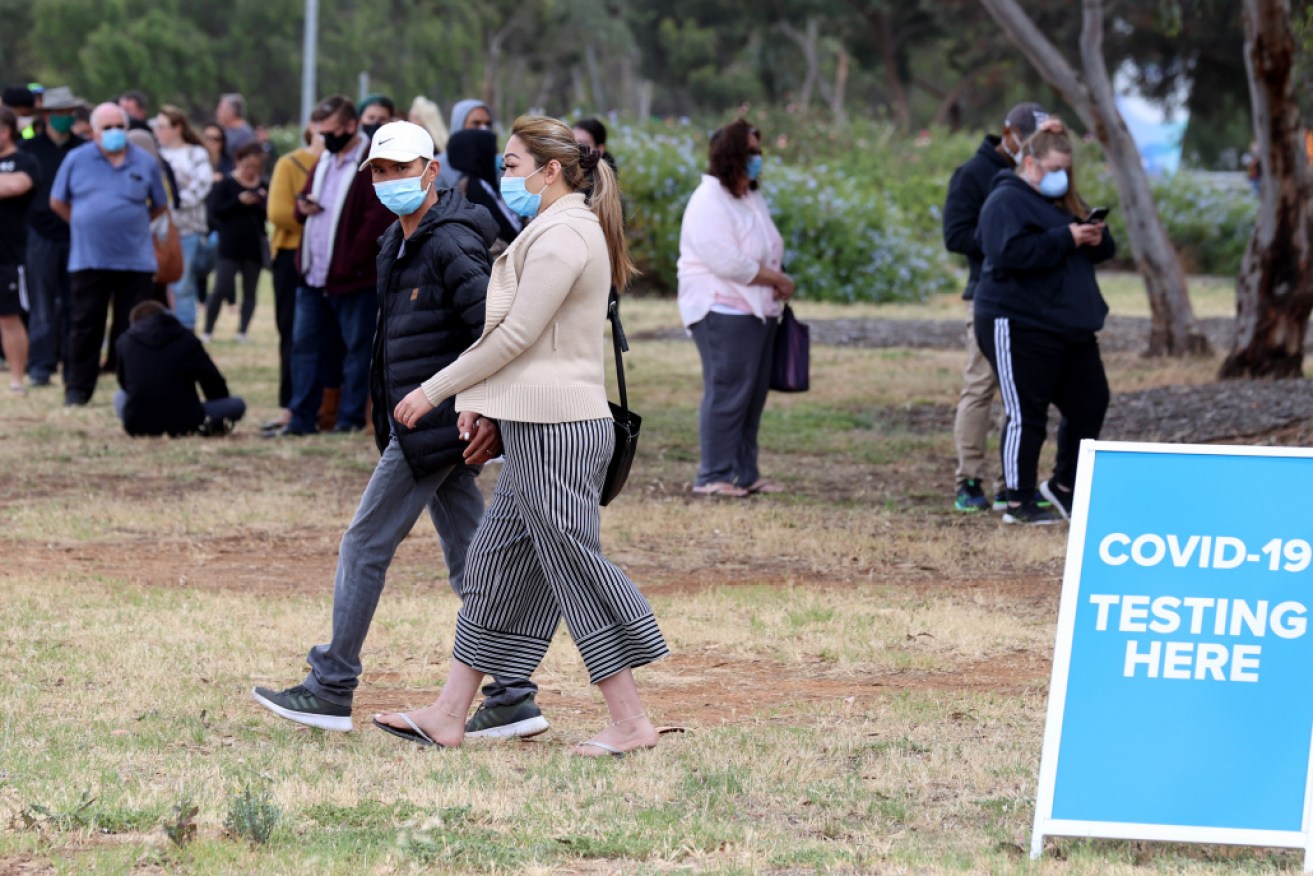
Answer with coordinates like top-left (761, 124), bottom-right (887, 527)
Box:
top-left (372, 713), bottom-right (444, 748)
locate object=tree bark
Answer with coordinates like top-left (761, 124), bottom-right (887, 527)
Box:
top-left (977, 0), bottom-right (1209, 356)
top-left (869, 9), bottom-right (912, 128)
top-left (1219, 0), bottom-right (1313, 378)
top-left (778, 18), bottom-right (821, 108)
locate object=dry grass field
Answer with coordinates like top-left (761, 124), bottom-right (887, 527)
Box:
top-left (0, 275), bottom-right (1304, 874)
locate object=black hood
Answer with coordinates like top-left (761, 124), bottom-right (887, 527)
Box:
top-left (382, 188), bottom-right (499, 252)
top-left (125, 311), bottom-right (193, 350)
top-left (447, 129), bottom-right (499, 190)
top-left (976, 134), bottom-right (1011, 169)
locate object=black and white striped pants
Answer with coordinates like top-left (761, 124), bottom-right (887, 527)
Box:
top-left (975, 317), bottom-right (1109, 498)
top-left (452, 418), bottom-right (669, 685)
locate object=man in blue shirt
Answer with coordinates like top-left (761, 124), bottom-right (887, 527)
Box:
top-left (50, 102), bottom-right (167, 406)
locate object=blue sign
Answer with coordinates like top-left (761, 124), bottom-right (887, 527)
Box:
top-left (1033, 441), bottom-right (1313, 867)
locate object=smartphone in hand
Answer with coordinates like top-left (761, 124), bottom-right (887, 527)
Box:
top-left (1082, 206), bottom-right (1109, 224)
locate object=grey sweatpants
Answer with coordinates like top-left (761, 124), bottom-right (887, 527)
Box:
top-left (303, 435), bottom-right (536, 707)
top-left (690, 311), bottom-right (778, 488)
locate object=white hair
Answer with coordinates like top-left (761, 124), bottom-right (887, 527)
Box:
top-left (90, 102), bottom-right (129, 131)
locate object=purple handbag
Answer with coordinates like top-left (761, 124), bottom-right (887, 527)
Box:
top-left (770, 304), bottom-right (810, 392)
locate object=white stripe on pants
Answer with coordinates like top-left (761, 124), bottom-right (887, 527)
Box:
top-left (993, 318), bottom-right (1024, 491)
top-left (453, 418), bottom-right (669, 685)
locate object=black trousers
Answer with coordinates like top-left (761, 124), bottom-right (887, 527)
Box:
top-left (271, 248), bottom-right (298, 409)
top-left (67, 269), bottom-right (154, 400)
top-left (205, 258), bottom-right (261, 335)
top-left (975, 317), bottom-right (1109, 499)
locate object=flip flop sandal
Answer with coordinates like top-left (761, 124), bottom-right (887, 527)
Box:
top-left (574, 740), bottom-right (627, 758)
top-left (692, 482), bottom-right (749, 498)
top-left (745, 479), bottom-right (785, 494)
top-left (372, 713), bottom-right (445, 748)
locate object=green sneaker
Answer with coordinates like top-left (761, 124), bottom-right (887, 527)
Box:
top-left (251, 684), bottom-right (353, 732)
top-left (464, 694), bottom-right (550, 739)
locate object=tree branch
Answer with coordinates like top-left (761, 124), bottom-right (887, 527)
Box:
top-left (976, 0), bottom-right (1093, 127)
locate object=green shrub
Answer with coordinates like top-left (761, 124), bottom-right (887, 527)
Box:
top-left (224, 782), bottom-right (280, 845)
top-left (612, 119), bottom-right (956, 303)
top-left (612, 111), bottom-right (1262, 290)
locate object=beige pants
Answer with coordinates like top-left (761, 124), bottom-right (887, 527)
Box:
top-left (953, 306), bottom-right (1003, 491)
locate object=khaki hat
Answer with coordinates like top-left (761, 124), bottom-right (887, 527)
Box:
top-left (40, 86), bottom-right (88, 111)
top-left (359, 121), bottom-right (435, 171)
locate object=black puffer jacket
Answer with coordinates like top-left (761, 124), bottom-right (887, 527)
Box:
top-left (371, 189), bottom-right (498, 477)
top-left (115, 310), bottom-right (230, 436)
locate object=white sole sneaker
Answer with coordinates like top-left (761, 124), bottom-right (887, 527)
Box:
top-left (1038, 480), bottom-right (1072, 521)
top-left (465, 715), bottom-right (551, 739)
top-left (251, 688), bottom-right (353, 732)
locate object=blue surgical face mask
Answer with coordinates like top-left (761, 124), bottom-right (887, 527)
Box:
top-left (373, 165), bottom-right (433, 216)
top-left (100, 128), bottom-right (127, 153)
top-left (1037, 168), bottom-right (1069, 198)
top-left (500, 166), bottom-right (545, 218)
top-left (746, 154), bottom-right (763, 181)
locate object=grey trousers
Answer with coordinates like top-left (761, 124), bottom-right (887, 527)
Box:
top-left (303, 435), bottom-right (536, 707)
top-left (690, 311), bottom-right (778, 488)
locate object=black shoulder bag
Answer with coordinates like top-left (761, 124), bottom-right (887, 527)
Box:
top-left (601, 289), bottom-right (641, 506)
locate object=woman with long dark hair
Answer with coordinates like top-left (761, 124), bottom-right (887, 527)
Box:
top-left (376, 116), bottom-right (669, 757)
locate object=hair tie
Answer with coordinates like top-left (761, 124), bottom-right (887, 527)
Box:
top-left (578, 144), bottom-right (601, 173)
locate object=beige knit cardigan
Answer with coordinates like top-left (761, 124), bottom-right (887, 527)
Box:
top-left (421, 192), bottom-right (613, 423)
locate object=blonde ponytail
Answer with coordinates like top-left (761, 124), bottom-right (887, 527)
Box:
top-left (509, 115), bottom-right (639, 291)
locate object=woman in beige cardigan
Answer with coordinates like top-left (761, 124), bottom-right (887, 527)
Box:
top-left (376, 116), bottom-right (669, 757)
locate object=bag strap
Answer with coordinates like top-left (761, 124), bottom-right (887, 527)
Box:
top-left (608, 288), bottom-right (629, 411)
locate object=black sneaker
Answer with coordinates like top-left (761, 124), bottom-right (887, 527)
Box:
top-left (1002, 498), bottom-right (1061, 525)
top-left (251, 684), bottom-right (352, 732)
top-left (1039, 478), bottom-right (1073, 521)
top-left (992, 490), bottom-right (1008, 512)
top-left (198, 416), bottom-right (235, 437)
top-left (464, 694), bottom-right (550, 739)
top-left (954, 479), bottom-right (990, 512)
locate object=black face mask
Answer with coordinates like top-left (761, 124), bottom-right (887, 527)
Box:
top-left (361, 123), bottom-right (382, 142)
top-left (323, 129), bottom-right (355, 154)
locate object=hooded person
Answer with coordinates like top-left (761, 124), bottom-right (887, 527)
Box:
top-left (434, 99), bottom-right (493, 190)
top-left (113, 299), bottom-right (245, 436)
top-left (252, 120), bottom-right (551, 743)
top-left (446, 128), bottom-right (520, 250)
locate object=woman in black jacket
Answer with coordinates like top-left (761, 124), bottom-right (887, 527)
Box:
top-left (203, 142), bottom-right (267, 341)
top-left (973, 123), bottom-right (1115, 525)
top-left (446, 128), bottom-right (521, 252)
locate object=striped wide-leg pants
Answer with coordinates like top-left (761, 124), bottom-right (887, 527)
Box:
top-left (452, 418), bottom-right (669, 685)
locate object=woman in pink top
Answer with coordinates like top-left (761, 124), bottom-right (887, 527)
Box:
top-left (677, 120), bottom-right (795, 498)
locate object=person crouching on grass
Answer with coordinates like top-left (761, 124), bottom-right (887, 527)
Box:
top-left (113, 300), bottom-right (245, 436)
top-left (972, 120), bottom-right (1115, 525)
top-left (375, 116), bottom-right (669, 757)
top-left (252, 121), bottom-right (550, 741)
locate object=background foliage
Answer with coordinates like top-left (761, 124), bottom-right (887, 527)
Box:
top-left (4, 0), bottom-right (1312, 171)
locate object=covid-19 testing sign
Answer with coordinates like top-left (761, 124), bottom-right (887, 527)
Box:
top-left (1033, 441), bottom-right (1313, 868)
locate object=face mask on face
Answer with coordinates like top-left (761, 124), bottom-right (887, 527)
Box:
top-left (373, 165), bottom-right (433, 216)
top-left (1037, 167), bottom-right (1069, 198)
top-left (1004, 136), bottom-right (1024, 165)
top-left (49, 115), bottom-right (75, 135)
top-left (500, 165), bottom-right (546, 218)
top-left (100, 128), bottom-right (127, 152)
top-left (322, 129), bottom-right (354, 154)
top-left (746, 154), bottom-right (763, 181)
top-left (361, 123), bottom-right (382, 142)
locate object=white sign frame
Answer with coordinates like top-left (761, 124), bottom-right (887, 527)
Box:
top-left (1031, 439), bottom-right (1313, 870)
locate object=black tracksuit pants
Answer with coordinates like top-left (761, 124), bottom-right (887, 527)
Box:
top-left (975, 317), bottom-right (1109, 500)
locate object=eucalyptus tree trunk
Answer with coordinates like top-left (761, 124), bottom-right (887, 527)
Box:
top-left (977, 0), bottom-right (1209, 355)
top-left (1219, 0), bottom-right (1313, 378)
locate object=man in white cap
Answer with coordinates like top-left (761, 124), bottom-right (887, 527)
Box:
top-left (253, 121), bottom-right (550, 742)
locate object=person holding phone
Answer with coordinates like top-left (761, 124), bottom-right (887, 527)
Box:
top-left (972, 121), bottom-right (1115, 525)
top-left (203, 142), bottom-right (268, 342)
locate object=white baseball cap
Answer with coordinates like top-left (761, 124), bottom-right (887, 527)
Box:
top-left (358, 121), bottom-right (436, 171)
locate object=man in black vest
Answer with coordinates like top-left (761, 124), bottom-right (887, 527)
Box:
top-left (253, 121), bottom-right (548, 741)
